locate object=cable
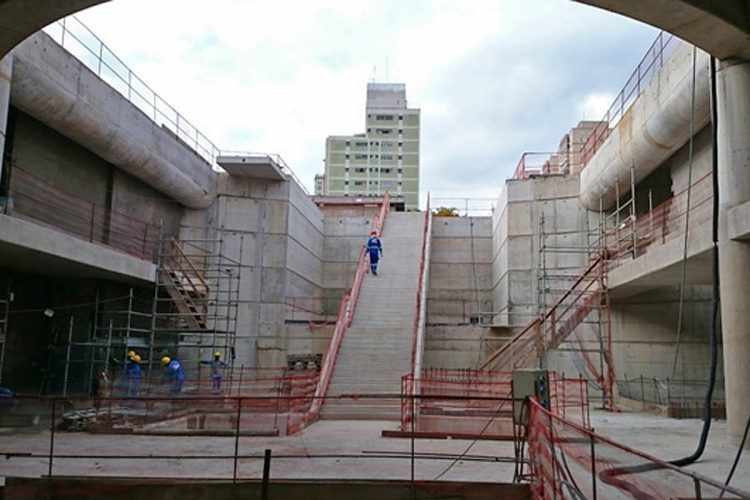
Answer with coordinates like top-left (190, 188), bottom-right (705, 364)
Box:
top-left (671, 45), bottom-right (698, 377)
top-left (718, 416), bottom-right (750, 499)
top-left (8, 294), bottom-right (133, 314)
top-left (669, 53), bottom-right (720, 468)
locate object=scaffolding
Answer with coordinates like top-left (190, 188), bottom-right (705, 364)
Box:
top-left (40, 227), bottom-right (242, 396)
top-left (0, 282), bottom-right (10, 385)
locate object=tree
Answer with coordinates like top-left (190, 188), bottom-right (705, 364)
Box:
top-left (433, 206), bottom-right (459, 217)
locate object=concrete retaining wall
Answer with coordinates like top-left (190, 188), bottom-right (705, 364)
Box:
top-left (9, 31), bottom-right (217, 209)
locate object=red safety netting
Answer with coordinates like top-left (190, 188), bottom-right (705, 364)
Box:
top-left (525, 398), bottom-right (749, 499)
top-left (401, 370), bottom-right (590, 439)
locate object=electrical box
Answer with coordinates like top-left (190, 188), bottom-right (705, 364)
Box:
top-left (512, 369), bottom-right (550, 423)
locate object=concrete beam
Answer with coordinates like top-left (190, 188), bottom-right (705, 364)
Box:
top-left (0, 214), bottom-right (156, 283)
top-left (0, 54), bottom-right (10, 182)
top-left (10, 32), bottom-right (217, 208)
top-left (608, 222), bottom-right (713, 297)
top-left (727, 198), bottom-right (750, 241)
top-left (575, 0), bottom-right (750, 60)
top-left (0, 0), bottom-right (108, 59)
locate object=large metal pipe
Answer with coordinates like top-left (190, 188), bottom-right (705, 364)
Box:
top-left (10, 32), bottom-right (217, 209)
top-left (579, 42), bottom-right (711, 210)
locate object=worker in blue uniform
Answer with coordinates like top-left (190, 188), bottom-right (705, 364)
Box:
top-left (125, 353), bottom-right (142, 397)
top-left (200, 351), bottom-right (228, 394)
top-left (161, 356), bottom-right (185, 395)
top-left (366, 230), bottom-right (383, 275)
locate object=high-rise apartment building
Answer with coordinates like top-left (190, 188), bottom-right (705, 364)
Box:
top-left (321, 83), bottom-right (420, 209)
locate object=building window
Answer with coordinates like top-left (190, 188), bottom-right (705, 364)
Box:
top-left (354, 181), bottom-right (365, 186)
top-left (399, 115), bottom-right (403, 120)
top-left (398, 129), bottom-right (403, 134)
top-left (376, 114), bottom-right (394, 120)
top-left (398, 168), bottom-right (403, 174)
top-left (398, 155), bottom-right (402, 160)
top-left (346, 140), bottom-right (350, 146)
top-left (398, 142), bottom-right (403, 147)
top-left (377, 129), bottom-right (392, 134)
top-left (345, 154), bottom-right (350, 159)
top-left (355, 167), bottom-right (366, 173)
top-left (355, 141), bottom-right (368, 147)
top-left (382, 154), bottom-right (393, 160)
top-left (355, 154), bottom-right (367, 160)
top-left (398, 182), bottom-right (402, 186)
top-left (345, 181), bottom-right (349, 185)
top-left (367, 128), bottom-right (371, 133)
top-left (345, 167), bottom-right (349, 172)
top-left (383, 168), bottom-right (391, 174)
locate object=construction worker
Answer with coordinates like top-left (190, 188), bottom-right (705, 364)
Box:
top-left (125, 352), bottom-right (142, 397)
top-left (161, 356), bottom-right (185, 395)
top-left (366, 230), bottom-right (383, 275)
top-left (200, 351), bottom-right (228, 394)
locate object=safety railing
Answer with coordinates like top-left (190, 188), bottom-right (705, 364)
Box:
top-left (218, 151), bottom-right (310, 195)
top-left (430, 197), bottom-right (497, 217)
top-left (606, 171), bottom-right (713, 269)
top-left (402, 369), bottom-right (590, 437)
top-left (513, 152), bottom-right (567, 180)
top-left (7, 165), bottom-right (160, 262)
top-left (479, 255), bottom-right (615, 408)
top-left (410, 194), bottom-right (432, 400)
top-left (303, 192), bottom-right (391, 424)
top-left (524, 397), bottom-right (749, 499)
top-left (579, 32), bottom-right (683, 169)
top-left (44, 16), bottom-right (220, 167)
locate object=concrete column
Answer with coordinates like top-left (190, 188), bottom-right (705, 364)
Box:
top-left (0, 54), bottom-right (12, 185)
top-left (717, 60), bottom-right (750, 445)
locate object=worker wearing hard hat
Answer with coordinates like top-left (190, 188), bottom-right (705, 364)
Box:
top-left (200, 351), bottom-right (228, 394)
top-left (125, 351), bottom-right (142, 397)
top-left (161, 356), bottom-right (185, 395)
top-left (365, 230), bottom-right (383, 276)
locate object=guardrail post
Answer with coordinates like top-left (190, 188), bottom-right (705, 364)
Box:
top-left (590, 431), bottom-right (598, 500)
top-left (261, 449), bottom-right (271, 500)
top-left (233, 397), bottom-right (242, 483)
top-left (48, 398), bottom-right (56, 477)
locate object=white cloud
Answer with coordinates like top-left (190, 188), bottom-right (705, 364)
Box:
top-left (71, 0), bottom-right (659, 201)
top-left (579, 93), bottom-right (615, 121)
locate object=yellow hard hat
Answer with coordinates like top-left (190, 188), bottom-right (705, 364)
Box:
top-left (213, 351), bottom-right (221, 358)
top-left (161, 356), bottom-right (171, 366)
top-left (132, 354), bottom-right (142, 363)
top-left (127, 350), bottom-right (136, 359)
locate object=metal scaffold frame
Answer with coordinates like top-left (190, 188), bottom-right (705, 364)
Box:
top-left (45, 227), bottom-right (243, 396)
top-left (0, 281), bottom-right (10, 385)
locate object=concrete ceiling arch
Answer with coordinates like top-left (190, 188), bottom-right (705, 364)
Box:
top-left (575, 0), bottom-right (750, 60)
top-left (0, 0), bottom-right (109, 59)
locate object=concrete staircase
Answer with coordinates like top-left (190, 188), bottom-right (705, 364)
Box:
top-left (321, 212), bottom-right (425, 420)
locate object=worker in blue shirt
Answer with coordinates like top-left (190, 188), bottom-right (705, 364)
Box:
top-left (161, 356), bottom-right (185, 395)
top-left (366, 230), bottom-right (383, 275)
top-left (200, 351), bottom-right (228, 394)
top-left (125, 352), bottom-right (142, 397)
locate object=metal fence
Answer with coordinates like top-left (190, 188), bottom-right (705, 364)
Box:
top-left (523, 397), bottom-right (749, 499)
top-left (579, 32), bottom-right (683, 168)
top-left (8, 165), bottom-right (160, 262)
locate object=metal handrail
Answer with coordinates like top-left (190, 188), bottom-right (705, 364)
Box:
top-left (44, 16), bottom-right (221, 167)
top-left (411, 194), bottom-right (431, 383)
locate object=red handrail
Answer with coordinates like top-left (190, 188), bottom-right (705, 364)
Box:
top-left (303, 192), bottom-right (391, 424)
top-left (410, 194), bottom-right (431, 381)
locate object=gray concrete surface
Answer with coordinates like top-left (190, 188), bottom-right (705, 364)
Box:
top-left (10, 31), bottom-right (217, 209)
top-left (0, 214), bottom-right (155, 283)
top-left (589, 408), bottom-right (750, 492)
top-left (717, 60), bottom-right (750, 445)
top-left (0, 420), bottom-right (516, 483)
top-left (575, 0), bottom-right (750, 60)
top-left (0, 54), bottom-right (11, 183)
top-left (323, 213), bottom-right (424, 420)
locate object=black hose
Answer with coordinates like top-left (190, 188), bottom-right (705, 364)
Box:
top-left (718, 416), bottom-right (750, 499)
top-left (669, 54), bottom-right (720, 468)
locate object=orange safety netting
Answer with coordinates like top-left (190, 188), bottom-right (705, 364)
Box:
top-left (525, 398), bottom-right (749, 499)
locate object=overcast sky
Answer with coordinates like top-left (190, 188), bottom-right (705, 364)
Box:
top-left (74, 0), bottom-right (658, 205)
